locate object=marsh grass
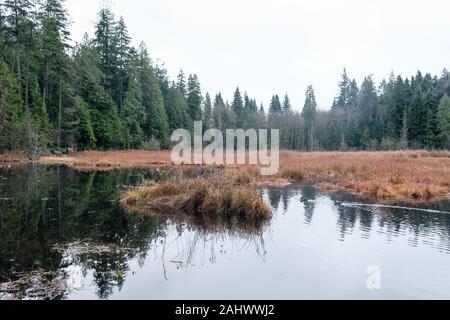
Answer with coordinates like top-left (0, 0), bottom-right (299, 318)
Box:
top-left (274, 151), bottom-right (450, 204)
top-left (0, 152), bottom-right (27, 163)
top-left (121, 175), bottom-right (272, 233)
top-left (35, 149), bottom-right (450, 204)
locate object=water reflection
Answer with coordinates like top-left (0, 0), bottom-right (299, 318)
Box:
top-left (0, 165), bottom-right (164, 299)
top-left (296, 184), bottom-right (450, 253)
top-left (1, 165), bottom-right (450, 299)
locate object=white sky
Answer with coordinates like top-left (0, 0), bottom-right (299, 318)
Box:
top-left (65, 0), bottom-right (450, 111)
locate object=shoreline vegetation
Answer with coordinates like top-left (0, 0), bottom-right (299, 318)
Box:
top-left (2, 149), bottom-right (449, 205)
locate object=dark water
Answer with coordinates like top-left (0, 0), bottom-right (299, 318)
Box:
top-left (1, 165), bottom-right (450, 300)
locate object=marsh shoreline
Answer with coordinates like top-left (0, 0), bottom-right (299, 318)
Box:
top-left (2, 149), bottom-right (450, 205)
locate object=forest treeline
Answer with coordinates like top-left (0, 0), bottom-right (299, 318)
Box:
top-left (1, 1), bottom-right (450, 157)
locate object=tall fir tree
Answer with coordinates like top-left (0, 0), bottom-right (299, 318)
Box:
top-left (203, 92), bottom-right (212, 130)
top-left (358, 76), bottom-right (378, 136)
top-left (187, 73), bottom-right (202, 122)
top-left (231, 87), bottom-right (243, 126)
top-left (408, 85), bottom-right (427, 147)
top-left (3, 0), bottom-right (33, 76)
top-left (0, 2), bottom-right (6, 60)
top-left (121, 48), bottom-right (145, 148)
top-left (73, 34), bottom-right (124, 149)
top-left (0, 60), bottom-right (24, 150)
top-left (269, 95), bottom-right (282, 114)
top-left (138, 43), bottom-right (169, 147)
top-left (424, 89), bottom-right (439, 148)
top-left (334, 68), bottom-right (350, 110)
top-left (437, 94), bottom-right (450, 148)
top-left (213, 92), bottom-right (228, 130)
top-left (165, 83), bottom-right (190, 132)
top-left (302, 86), bottom-right (317, 150)
top-left (38, 0), bottom-right (71, 148)
top-left (177, 69), bottom-right (186, 96)
top-left (94, 6), bottom-right (116, 94)
top-left (282, 94), bottom-right (292, 114)
top-left (113, 16), bottom-right (130, 108)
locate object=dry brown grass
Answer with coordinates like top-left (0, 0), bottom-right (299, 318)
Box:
top-left (121, 175), bottom-right (272, 233)
top-left (34, 149), bottom-right (450, 204)
top-left (0, 152), bottom-right (27, 164)
top-left (38, 150), bottom-right (172, 171)
top-left (275, 150), bottom-right (450, 204)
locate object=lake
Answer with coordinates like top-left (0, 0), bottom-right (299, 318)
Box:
top-left (1, 164), bottom-right (449, 300)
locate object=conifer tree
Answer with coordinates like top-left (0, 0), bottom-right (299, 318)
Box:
top-left (94, 6), bottom-right (116, 93)
top-left (334, 68), bottom-right (350, 110)
top-left (187, 73), bottom-right (202, 121)
top-left (114, 16), bottom-right (130, 108)
top-left (165, 83), bottom-right (190, 131)
top-left (437, 94), bottom-right (450, 149)
top-left (0, 60), bottom-right (24, 150)
top-left (73, 35), bottom-right (123, 149)
top-left (203, 92), bottom-right (212, 130)
top-left (302, 86), bottom-right (317, 150)
top-left (269, 95), bottom-right (282, 114)
top-left (177, 70), bottom-right (186, 96)
top-left (408, 85), bottom-right (427, 147)
top-left (232, 87), bottom-right (243, 125)
top-left (1, 3), bottom-right (450, 153)
top-left (29, 76), bottom-right (50, 146)
top-left (358, 76), bottom-right (378, 132)
top-left (38, 0), bottom-right (71, 148)
top-left (282, 94), bottom-right (292, 114)
top-left (3, 0), bottom-right (33, 76)
top-left (138, 43), bottom-right (169, 147)
top-left (0, 3), bottom-right (6, 59)
top-left (121, 49), bottom-right (145, 148)
top-left (75, 96), bottom-right (96, 149)
top-left (424, 90), bottom-right (439, 148)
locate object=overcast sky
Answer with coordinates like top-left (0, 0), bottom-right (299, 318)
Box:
top-left (66, 0), bottom-right (450, 111)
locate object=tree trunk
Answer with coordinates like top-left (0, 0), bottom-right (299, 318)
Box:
top-left (57, 74), bottom-right (62, 149)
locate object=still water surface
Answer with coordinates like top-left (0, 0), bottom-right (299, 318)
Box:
top-left (1, 165), bottom-right (449, 299)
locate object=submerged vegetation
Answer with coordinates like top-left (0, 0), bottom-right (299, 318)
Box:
top-left (0, 269), bottom-right (67, 300)
top-left (121, 175), bottom-right (272, 233)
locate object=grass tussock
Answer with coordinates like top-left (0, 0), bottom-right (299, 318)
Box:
top-left (121, 175), bottom-right (272, 232)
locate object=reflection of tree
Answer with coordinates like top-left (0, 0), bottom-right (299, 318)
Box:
top-left (0, 165), bottom-right (272, 299)
top-left (267, 189), bottom-right (282, 210)
top-left (0, 165), bottom-right (166, 299)
top-left (335, 206), bottom-right (358, 241)
top-left (0, 164), bottom-right (59, 281)
top-left (48, 167), bottom-right (167, 299)
top-left (300, 186), bottom-right (317, 225)
top-left (3, 166), bottom-right (450, 299)
top-left (155, 222), bottom-right (269, 275)
top-left (280, 187), bottom-right (298, 213)
top-left (330, 193), bottom-right (450, 251)
top-left (358, 210), bottom-right (374, 239)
